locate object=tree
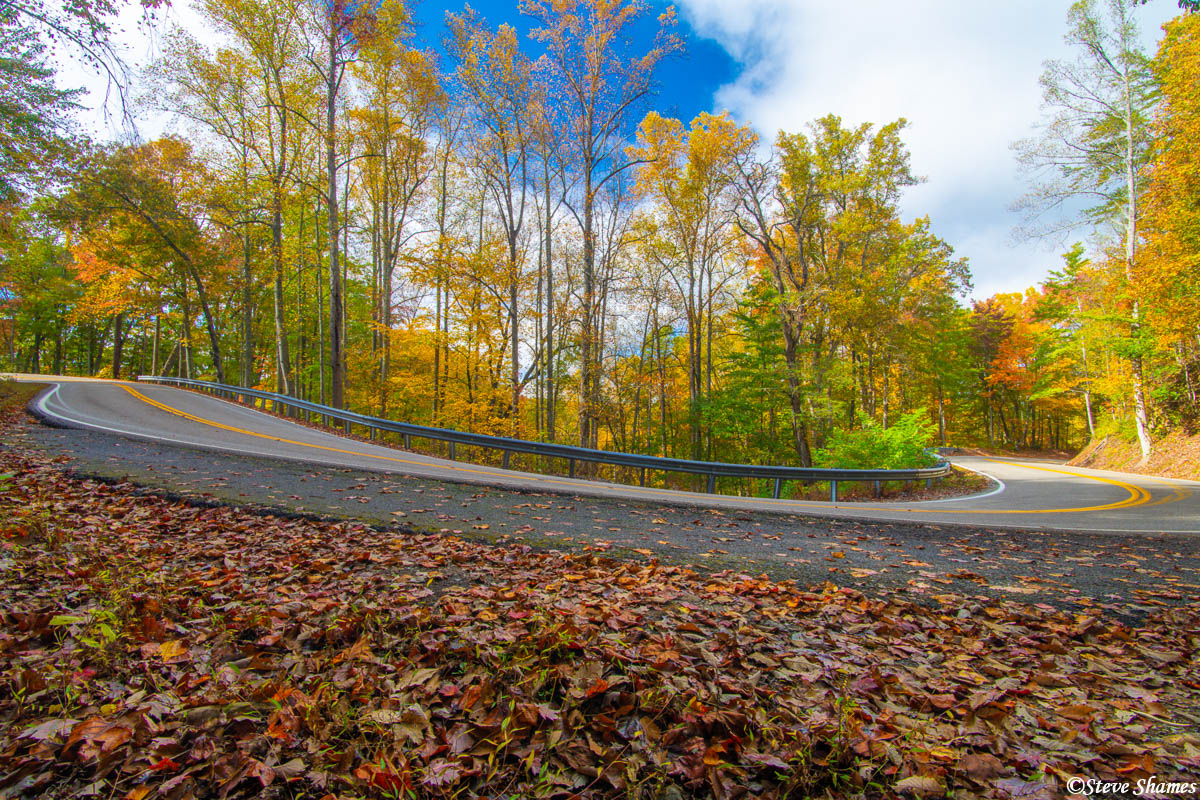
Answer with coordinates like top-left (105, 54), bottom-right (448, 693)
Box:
top-left (155, 34), bottom-right (269, 389)
top-left (1012, 0), bottom-right (1156, 461)
top-left (0, 25), bottom-right (79, 202)
top-left (301, 0), bottom-right (376, 409)
top-left (524, 0), bottom-right (682, 449)
top-left (0, 0), bottom-right (165, 117)
top-left (629, 110), bottom-right (756, 459)
top-left (353, 0), bottom-right (436, 416)
top-left (1140, 11), bottom-right (1200, 425)
top-left (448, 9), bottom-right (535, 431)
top-left (194, 0), bottom-right (310, 396)
top-left (63, 139), bottom-right (233, 383)
top-left (735, 116), bottom-right (921, 465)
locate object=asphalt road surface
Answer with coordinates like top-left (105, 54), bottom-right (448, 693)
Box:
top-left (15, 375), bottom-right (1200, 534)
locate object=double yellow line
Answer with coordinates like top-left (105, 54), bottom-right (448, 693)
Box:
top-left (120, 384), bottom-right (1170, 516)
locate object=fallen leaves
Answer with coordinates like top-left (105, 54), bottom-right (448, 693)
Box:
top-left (0, 444), bottom-right (1198, 799)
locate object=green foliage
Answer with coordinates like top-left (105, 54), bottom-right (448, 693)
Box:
top-left (0, 26), bottom-right (81, 201)
top-left (815, 410), bottom-right (938, 470)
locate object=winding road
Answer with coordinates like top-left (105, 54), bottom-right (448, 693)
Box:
top-left (12, 375), bottom-right (1200, 534)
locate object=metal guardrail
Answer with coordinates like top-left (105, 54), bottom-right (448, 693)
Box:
top-left (137, 375), bottom-right (951, 501)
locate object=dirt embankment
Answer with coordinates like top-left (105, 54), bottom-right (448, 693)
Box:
top-left (1070, 429), bottom-right (1200, 481)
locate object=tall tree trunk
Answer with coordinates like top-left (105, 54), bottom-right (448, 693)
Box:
top-left (327, 26), bottom-right (344, 410)
top-left (1121, 27), bottom-right (1151, 463)
top-left (272, 187), bottom-right (291, 395)
top-left (543, 159), bottom-right (555, 442)
top-left (151, 315), bottom-right (161, 376)
top-left (580, 166), bottom-right (595, 450)
top-left (111, 313), bottom-right (126, 379)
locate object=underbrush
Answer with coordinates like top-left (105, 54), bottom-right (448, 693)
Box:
top-left (787, 466), bottom-right (992, 503)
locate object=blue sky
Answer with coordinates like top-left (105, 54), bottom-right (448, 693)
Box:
top-left (406, 0), bottom-right (739, 124)
top-left (70, 0), bottom-right (1184, 301)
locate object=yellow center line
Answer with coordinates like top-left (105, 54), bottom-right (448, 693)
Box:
top-left (1144, 485), bottom-right (1191, 508)
top-left (121, 385), bottom-right (517, 482)
top-left (120, 385), bottom-right (1159, 516)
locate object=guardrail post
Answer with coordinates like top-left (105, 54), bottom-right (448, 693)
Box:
top-left (706, 474), bottom-right (716, 494)
top-left (830, 480), bottom-right (838, 503)
top-left (403, 434), bottom-right (411, 449)
top-left (640, 468), bottom-right (647, 486)
top-left (448, 442), bottom-right (456, 460)
top-left (502, 450), bottom-right (510, 469)
top-left (568, 458), bottom-right (575, 479)
top-left (926, 478), bottom-right (932, 489)
top-left (773, 478), bottom-right (782, 499)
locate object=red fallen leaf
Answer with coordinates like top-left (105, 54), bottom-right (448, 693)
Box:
top-left (1116, 753), bottom-right (1156, 774)
top-left (64, 718), bottom-right (111, 751)
top-left (458, 683), bottom-right (482, 710)
top-left (266, 705), bottom-right (299, 741)
top-left (75, 721), bottom-right (132, 761)
top-left (968, 689), bottom-right (1002, 710)
top-left (137, 615), bottom-right (166, 641)
top-left (71, 668), bottom-right (97, 683)
top-left (244, 757), bottom-right (275, 788)
top-left (584, 677), bottom-right (609, 699)
top-left (149, 757), bottom-right (181, 772)
top-left (355, 764), bottom-right (409, 793)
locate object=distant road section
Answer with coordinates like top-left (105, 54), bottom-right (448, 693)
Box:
top-left (13, 375), bottom-right (1200, 534)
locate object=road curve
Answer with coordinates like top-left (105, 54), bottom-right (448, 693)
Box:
top-left (13, 375), bottom-right (1200, 534)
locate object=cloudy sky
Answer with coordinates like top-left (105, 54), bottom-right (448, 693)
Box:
top-left (70, 0), bottom-right (1181, 301)
top-left (672, 0), bottom-right (1179, 300)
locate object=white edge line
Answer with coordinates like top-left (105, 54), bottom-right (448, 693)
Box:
top-left (916, 461), bottom-right (1007, 504)
top-left (34, 381), bottom-right (1198, 533)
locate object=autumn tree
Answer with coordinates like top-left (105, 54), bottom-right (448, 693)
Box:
top-left (299, 0), bottom-right (377, 409)
top-left (1013, 0), bottom-right (1156, 461)
top-left (63, 139), bottom-right (233, 383)
top-left (352, 0), bottom-right (436, 415)
top-left (1140, 11), bottom-right (1200, 424)
top-left (524, 0), bottom-right (683, 449)
top-left (448, 9), bottom-right (536, 431)
top-left (629, 111), bottom-right (756, 458)
top-left (735, 116), bottom-right (926, 465)
top-left (194, 0), bottom-right (310, 396)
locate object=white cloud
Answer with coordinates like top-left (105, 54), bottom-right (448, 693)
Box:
top-left (678, 0), bottom-right (1179, 301)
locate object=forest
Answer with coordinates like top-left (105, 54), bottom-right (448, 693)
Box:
top-left (3, 0), bottom-right (1199, 472)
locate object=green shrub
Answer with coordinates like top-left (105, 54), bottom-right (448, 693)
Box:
top-left (815, 410), bottom-right (938, 470)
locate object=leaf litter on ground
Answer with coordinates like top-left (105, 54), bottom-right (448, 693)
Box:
top-left (1, 435), bottom-right (1198, 798)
